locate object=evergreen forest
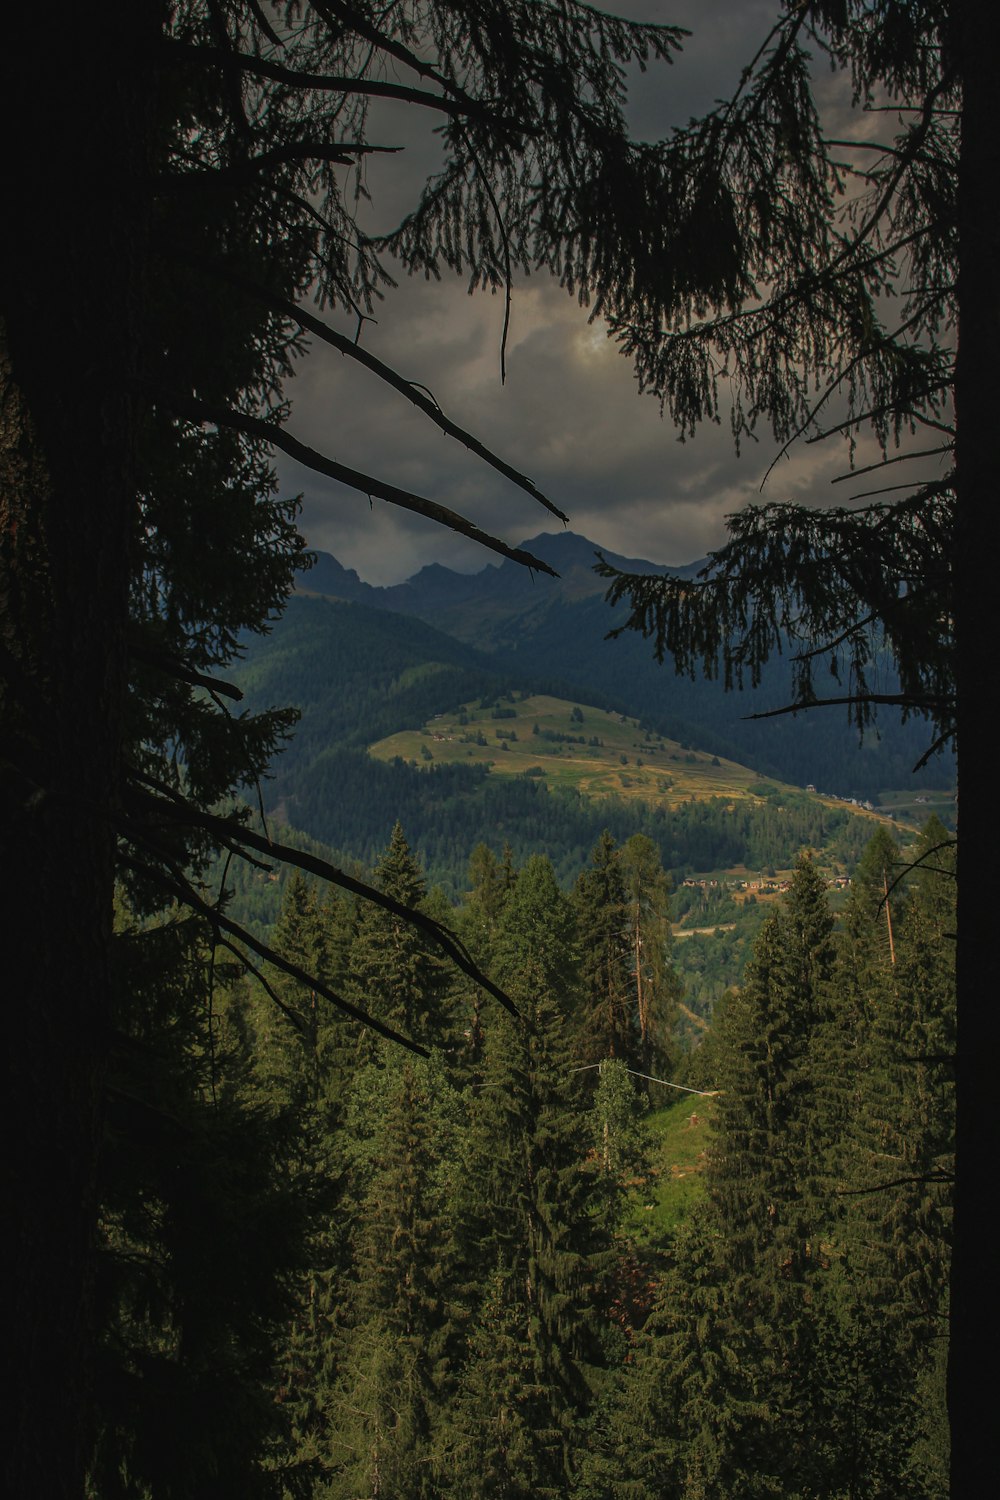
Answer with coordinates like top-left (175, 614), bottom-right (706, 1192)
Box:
top-left (94, 818), bottom-right (954, 1497)
top-left (3, 1), bottom-right (978, 1495)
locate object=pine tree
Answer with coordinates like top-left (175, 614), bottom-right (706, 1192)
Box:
top-left (252, 873), bottom-right (333, 1109)
top-left (830, 819), bottom-right (956, 1494)
top-left (587, 1057), bottom-right (651, 1238)
top-left (455, 843), bottom-right (514, 1080)
top-left (441, 1270), bottom-right (563, 1500)
top-left (91, 908), bottom-right (313, 1498)
top-left (348, 823), bottom-right (455, 1055)
top-left (574, 832), bottom-right (634, 1065)
top-left (247, 874), bottom-right (360, 1491)
top-left (325, 1055), bottom-right (464, 1500)
top-left (588, 5), bottom-right (990, 1479)
top-left (620, 833), bottom-right (681, 1077)
top-left (577, 1212), bottom-right (719, 1500)
top-left (5, 6), bottom-right (695, 1482)
top-left (461, 843), bottom-right (509, 970)
top-left (662, 857), bottom-right (837, 1497)
top-left (456, 856), bottom-right (603, 1492)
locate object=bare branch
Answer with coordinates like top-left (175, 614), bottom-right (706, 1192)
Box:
top-left (836, 1171), bottom-right (953, 1197)
top-left (117, 848), bottom-right (430, 1055)
top-left (126, 779), bottom-right (519, 1017)
top-left (312, 0), bottom-right (486, 117)
top-left (129, 640), bottom-right (244, 701)
top-left (913, 728), bottom-right (955, 772)
top-left (155, 390), bottom-right (561, 576)
top-left (744, 693), bottom-right (944, 722)
top-left (159, 140), bottom-right (402, 193)
top-left (160, 38), bottom-right (512, 127)
top-left (829, 445), bottom-right (952, 483)
top-left (879, 841), bottom-right (956, 911)
top-left (790, 615), bottom-right (877, 664)
top-left (171, 254), bottom-right (566, 519)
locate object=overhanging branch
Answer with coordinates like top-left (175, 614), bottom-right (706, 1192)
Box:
top-left (154, 390), bottom-right (561, 576)
top-left (168, 254), bottom-right (567, 520)
top-left (160, 38), bottom-right (513, 127)
top-left (117, 847), bottom-right (430, 1056)
top-left (126, 778), bottom-right (519, 1018)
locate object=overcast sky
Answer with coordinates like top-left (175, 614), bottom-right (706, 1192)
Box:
top-left (277, 2), bottom-right (887, 584)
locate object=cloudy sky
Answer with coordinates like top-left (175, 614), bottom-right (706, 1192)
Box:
top-left (277, 1), bottom-right (879, 584)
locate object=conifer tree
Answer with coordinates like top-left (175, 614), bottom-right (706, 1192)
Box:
top-left (462, 844), bottom-right (509, 968)
top-left (253, 873), bottom-right (333, 1108)
top-left (455, 843), bottom-right (514, 1079)
top-left (441, 1268), bottom-right (561, 1500)
top-left (247, 874), bottom-right (361, 1490)
top-left (814, 826), bottom-right (901, 1213)
top-left (662, 857), bottom-right (837, 1497)
top-left (92, 909), bottom-right (312, 1498)
top-left (348, 823), bottom-right (455, 1054)
top-left (325, 1055), bottom-right (464, 1500)
top-left (6, 6), bottom-right (699, 1481)
top-left (456, 856), bottom-right (602, 1491)
top-left (620, 832), bottom-right (680, 1077)
top-left (587, 1057), bottom-right (650, 1238)
top-left (577, 1212), bottom-right (719, 1500)
top-left (587, 4), bottom-right (989, 1477)
top-left (828, 819), bottom-right (955, 1493)
top-left (574, 832), bottom-right (634, 1065)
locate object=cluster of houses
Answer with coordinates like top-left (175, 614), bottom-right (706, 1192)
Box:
top-left (680, 874), bottom-right (851, 896)
top-left (804, 783), bottom-right (877, 811)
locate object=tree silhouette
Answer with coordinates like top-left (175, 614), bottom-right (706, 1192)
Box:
top-left (592, 5), bottom-right (987, 1485)
top-left (1, 4), bottom-right (692, 1491)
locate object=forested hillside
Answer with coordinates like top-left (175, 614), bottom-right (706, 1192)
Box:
top-left (289, 539), bottom-right (956, 801)
top-left (231, 588), bottom-right (945, 901)
top-left (5, 0), bottom-right (970, 1493)
top-left (96, 822), bottom-right (953, 1497)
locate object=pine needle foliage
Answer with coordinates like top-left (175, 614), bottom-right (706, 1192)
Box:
top-left (594, 1), bottom-right (959, 749)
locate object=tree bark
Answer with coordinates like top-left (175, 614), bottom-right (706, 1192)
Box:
top-left (1, 7), bottom-right (158, 1493)
top-left (952, 1), bottom-right (1000, 1492)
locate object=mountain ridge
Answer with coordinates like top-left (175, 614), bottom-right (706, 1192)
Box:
top-left (285, 534), bottom-right (954, 801)
top-left (299, 530), bottom-right (697, 638)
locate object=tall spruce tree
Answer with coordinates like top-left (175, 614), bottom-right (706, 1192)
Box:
top-left (92, 908), bottom-right (313, 1498)
top-left (348, 823), bottom-right (455, 1055)
top-left (454, 843), bottom-right (515, 1082)
top-left (574, 832), bottom-right (635, 1066)
top-left (669, 857), bottom-right (837, 1497)
top-left (590, 6), bottom-right (989, 1481)
top-left (246, 873), bottom-right (361, 1492)
top-left (325, 1053), bottom-right (465, 1500)
top-left (455, 856), bottom-right (603, 1493)
top-left (830, 819), bottom-right (955, 1494)
top-left (441, 1268), bottom-right (561, 1500)
top-left (253, 873), bottom-right (333, 1108)
top-left (620, 832), bottom-right (680, 1078)
top-left (577, 1211), bottom-right (720, 1500)
top-left (4, 6), bottom-right (699, 1485)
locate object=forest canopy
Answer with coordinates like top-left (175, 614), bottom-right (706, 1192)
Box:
top-left (0, 1), bottom-right (982, 1495)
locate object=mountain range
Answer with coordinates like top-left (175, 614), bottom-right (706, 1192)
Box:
top-left (227, 532), bottom-right (952, 889)
top-left (286, 531), bottom-right (952, 798)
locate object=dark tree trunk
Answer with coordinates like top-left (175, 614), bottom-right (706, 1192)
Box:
top-left (952, 2), bottom-right (1000, 1493)
top-left (1, 7), bottom-right (158, 1493)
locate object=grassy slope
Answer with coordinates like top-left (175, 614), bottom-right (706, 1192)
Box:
top-left (370, 692), bottom-right (903, 823)
top-left (627, 1092), bottom-right (719, 1249)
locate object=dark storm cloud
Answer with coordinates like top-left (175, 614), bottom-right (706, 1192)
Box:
top-left (282, 2), bottom-right (873, 584)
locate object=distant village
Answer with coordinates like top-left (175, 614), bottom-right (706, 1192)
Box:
top-left (804, 783), bottom-right (877, 812)
top-left (681, 873), bottom-right (851, 897)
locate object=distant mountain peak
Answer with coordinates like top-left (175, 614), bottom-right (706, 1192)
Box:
top-left (299, 529), bottom-right (689, 611)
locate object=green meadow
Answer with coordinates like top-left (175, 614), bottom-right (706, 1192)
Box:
top-left (370, 693), bottom-right (807, 809)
